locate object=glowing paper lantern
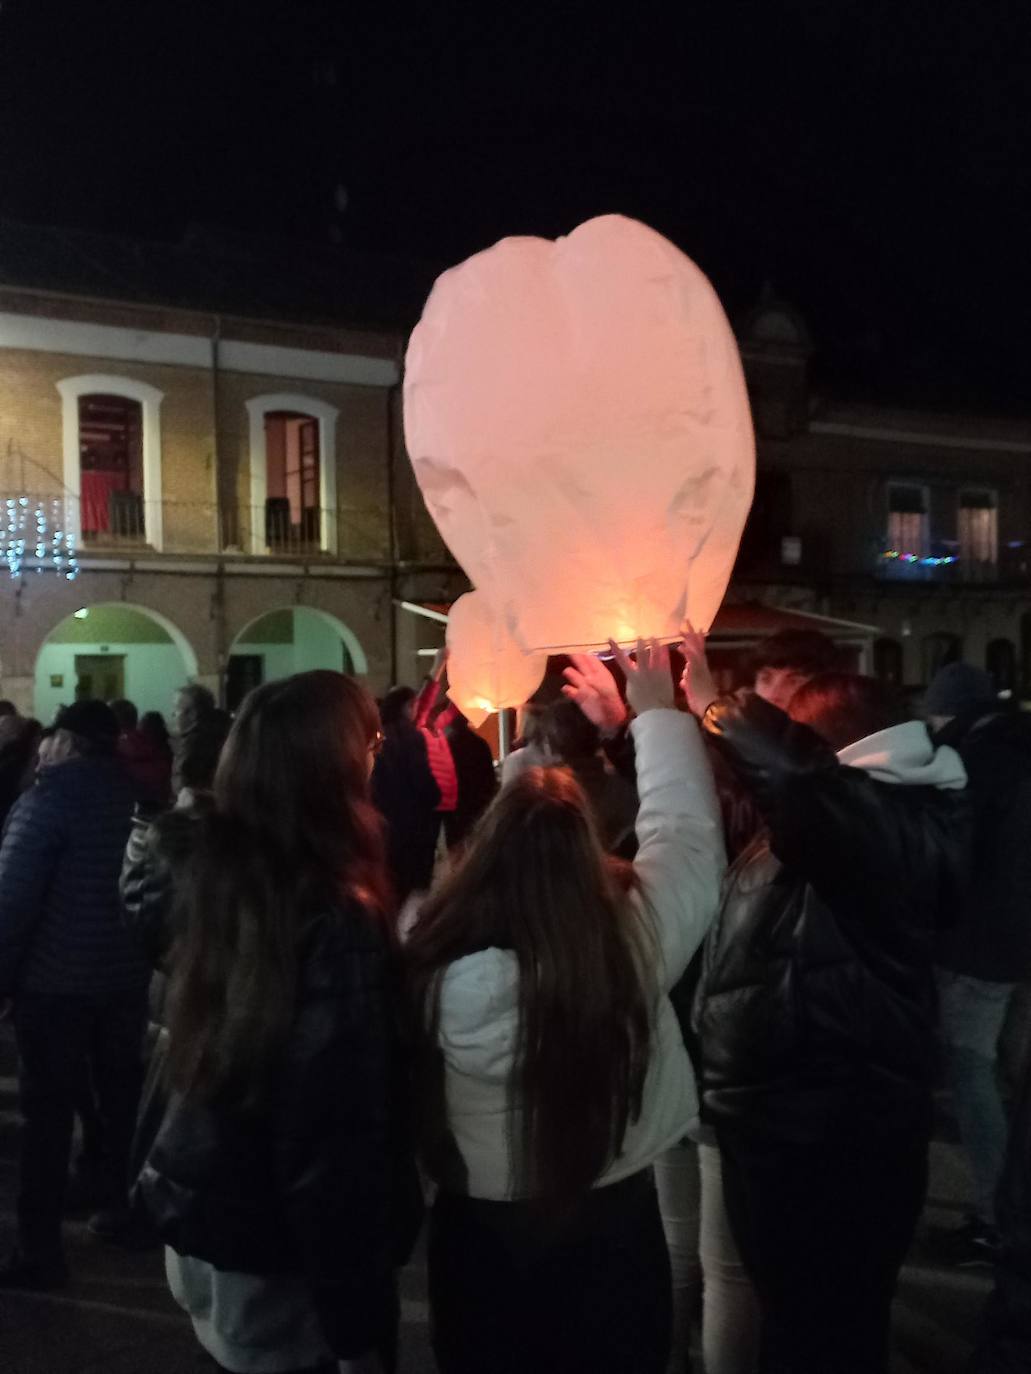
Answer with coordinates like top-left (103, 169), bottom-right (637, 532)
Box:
top-left (404, 214), bottom-right (755, 651)
top-left (445, 590), bottom-right (546, 728)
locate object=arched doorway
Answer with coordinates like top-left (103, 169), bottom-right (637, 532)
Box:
top-left (225, 607), bottom-right (367, 713)
top-left (34, 603), bottom-right (198, 724)
top-left (987, 638), bottom-right (1017, 696)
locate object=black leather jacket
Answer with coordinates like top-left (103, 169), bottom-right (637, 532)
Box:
top-left (135, 906), bottom-right (422, 1361)
top-left (695, 694), bottom-right (969, 1143)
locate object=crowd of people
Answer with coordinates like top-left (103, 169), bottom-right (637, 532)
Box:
top-left (0, 627), bottom-right (1028, 1374)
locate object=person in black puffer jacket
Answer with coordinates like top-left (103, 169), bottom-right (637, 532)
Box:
top-left (682, 634), bottom-right (970, 1374)
top-left (134, 671), bottom-right (422, 1374)
top-left (0, 700), bottom-right (148, 1290)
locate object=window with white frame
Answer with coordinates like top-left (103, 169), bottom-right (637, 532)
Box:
top-left (56, 375), bottom-right (164, 551)
top-left (244, 394), bottom-right (338, 556)
top-left (886, 483), bottom-right (929, 558)
top-left (958, 489), bottom-right (998, 567)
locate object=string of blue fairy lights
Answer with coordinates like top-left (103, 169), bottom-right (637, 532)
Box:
top-left (2, 496), bottom-right (79, 580)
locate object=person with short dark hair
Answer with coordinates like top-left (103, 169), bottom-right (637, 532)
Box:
top-left (139, 710), bottom-right (170, 749)
top-left (0, 698), bottom-right (19, 718)
top-left (0, 699), bottom-right (148, 1288)
top-left (698, 629), bottom-right (839, 864)
top-left (684, 635), bottom-right (970, 1374)
top-left (744, 628), bottom-right (842, 711)
top-left (924, 662), bottom-right (1031, 1266)
top-left (109, 698), bottom-right (138, 733)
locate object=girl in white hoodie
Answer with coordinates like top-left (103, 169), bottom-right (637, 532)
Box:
top-left (405, 641), bottom-right (725, 1374)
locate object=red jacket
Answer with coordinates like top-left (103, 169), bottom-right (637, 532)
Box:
top-left (413, 681), bottom-right (458, 813)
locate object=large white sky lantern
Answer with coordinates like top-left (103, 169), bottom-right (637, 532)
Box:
top-left (445, 591), bottom-right (547, 728)
top-left (404, 214), bottom-right (755, 651)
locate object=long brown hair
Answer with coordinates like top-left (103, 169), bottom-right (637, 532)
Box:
top-left (167, 670), bottom-right (388, 1108)
top-left (405, 766), bottom-right (654, 1202)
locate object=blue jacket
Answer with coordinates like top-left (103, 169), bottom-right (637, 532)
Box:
top-left (0, 756), bottom-right (148, 998)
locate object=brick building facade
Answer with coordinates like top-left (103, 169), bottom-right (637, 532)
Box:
top-left (0, 224), bottom-right (465, 715)
top-left (735, 299), bottom-right (1031, 701)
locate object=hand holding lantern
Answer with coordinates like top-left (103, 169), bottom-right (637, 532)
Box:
top-left (562, 653), bottom-right (629, 737)
top-left (680, 621), bottom-right (718, 718)
top-left (609, 639), bottom-right (676, 717)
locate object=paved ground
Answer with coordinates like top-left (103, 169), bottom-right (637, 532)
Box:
top-left (0, 1025), bottom-right (995, 1373)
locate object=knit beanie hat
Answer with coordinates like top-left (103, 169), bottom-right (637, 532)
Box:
top-left (924, 662), bottom-right (996, 717)
top-left (55, 699), bottom-right (120, 750)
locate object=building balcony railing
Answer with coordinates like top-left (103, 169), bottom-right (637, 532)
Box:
top-left (0, 493), bottom-right (389, 566)
top-left (873, 541), bottom-right (1031, 584)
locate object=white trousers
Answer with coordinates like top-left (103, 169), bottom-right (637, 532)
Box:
top-left (654, 1139), bottom-right (761, 1374)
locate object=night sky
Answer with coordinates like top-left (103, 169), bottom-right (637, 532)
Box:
top-left (0, 1), bottom-right (1028, 406)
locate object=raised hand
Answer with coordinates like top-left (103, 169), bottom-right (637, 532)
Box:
top-left (562, 653), bottom-right (629, 736)
top-left (429, 645), bottom-right (450, 682)
top-left (680, 621), bottom-right (718, 718)
top-left (608, 639), bottom-right (675, 716)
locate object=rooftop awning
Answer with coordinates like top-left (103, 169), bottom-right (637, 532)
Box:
top-left (397, 598), bottom-right (880, 646)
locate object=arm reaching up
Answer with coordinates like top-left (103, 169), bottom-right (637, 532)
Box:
top-left (608, 638), bottom-right (676, 717)
top-left (611, 640), bottom-right (725, 989)
top-left (680, 622), bottom-right (719, 719)
top-left (562, 652), bottom-right (630, 737)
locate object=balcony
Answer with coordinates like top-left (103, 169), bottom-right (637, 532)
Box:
top-left (0, 493), bottom-right (384, 569)
top-left (873, 541), bottom-right (1030, 585)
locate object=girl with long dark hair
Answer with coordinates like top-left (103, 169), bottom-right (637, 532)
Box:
top-left (135, 671), bottom-right (420, 1374)
top-left (405, 641), bottom-right (725, 1374)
